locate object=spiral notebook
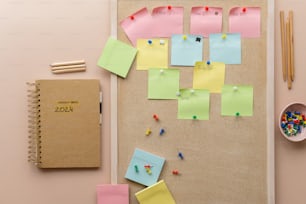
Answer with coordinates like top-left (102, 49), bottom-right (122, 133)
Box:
top-left (27, 79), bottom-right (101, 168)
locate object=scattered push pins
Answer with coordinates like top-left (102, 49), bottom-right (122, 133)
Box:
top-left (153, 114), bottom-right (159, 121)
top-left (178, 152), bottom-right (184, 160)
top-left (172, 169), bottom-right (179, 175)
top-left (144, 164), bottom-right (153, 175)
top-left (145, 128), bottom-right (152, 136)
top-left (159, 128), bottom-right (165, 136)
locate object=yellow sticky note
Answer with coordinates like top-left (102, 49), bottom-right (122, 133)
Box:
top-left (135, 180), bottom-right (176, 204)
top-left (137, 39), bottom-right (168, 70)
top-left (193, 61), bottom-right (225, 93)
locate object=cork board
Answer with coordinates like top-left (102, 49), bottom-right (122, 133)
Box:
top-left (115, 0), bottom-right (274, 203)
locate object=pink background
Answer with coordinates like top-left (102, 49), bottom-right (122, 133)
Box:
top-left (0, 1), bottom-right (111, 203)
top-left (1, 0), bottom-right (306, 203)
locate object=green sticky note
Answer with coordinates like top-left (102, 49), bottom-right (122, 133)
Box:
top-left (177, 89), bottom-right (210, 120)
top-left (148, 69), bottom-right (180, 99)
top-left (97, 37), bottom-right (137, 78)
top-left (221, 84), bottom-right (253, 116)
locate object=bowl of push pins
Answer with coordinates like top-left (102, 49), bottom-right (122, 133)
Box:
top-left (279, 102), bottom-right (306, 142)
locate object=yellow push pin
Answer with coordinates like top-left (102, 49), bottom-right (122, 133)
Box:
top-left (221, 33), bottom-right (227, 39)
top-left (145, 128), bottom-right (152, 136)
top-left (182, 35), bottom-right (187, 40)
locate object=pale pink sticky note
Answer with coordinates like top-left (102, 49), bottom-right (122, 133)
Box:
top-left (151, 6), bottom-right (184, 37)
top-left (96, 184), bottom-right (129, 204)
top-left (120, 7), bottom-right (155, 46)
top-left (229, 7), bottom-right (261, 38)
top-left (190, 6), bottom-right (223, 37)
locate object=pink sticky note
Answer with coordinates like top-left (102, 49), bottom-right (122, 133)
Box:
top-left (151, 6), bottom-right (184, 37)
top-left (229, 7), bottom-right (261, 38)
top-left (190, 6), bottom-right (223, 37)
top-left (96, 184), bottom-right (129, 204)
top-left (120, 7), bottom-right (155, 46)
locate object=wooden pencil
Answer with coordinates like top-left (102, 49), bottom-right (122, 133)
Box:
top-left (286, 20), bottom-right (292, 89)
top-left (289, 10), bottom-right (294, 81)
top-left (50, 60), bottom-right (85, 67)
top-left (50, 64), bottom-right (86, 71)
top-left (52, 67), bottom-right (86, 74)
top-left (280, 11), bottom-right (287, 82)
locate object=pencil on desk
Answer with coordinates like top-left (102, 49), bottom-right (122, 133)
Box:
top-left (286, 20), bottom-right (292, 90)
top-left (280, 11), bottom-right (287, 82)
top-left (50, 64), bottom-right (86, 71)
top-left (52, 67), bottom-right (86, 74)
top-left (289, 10), bottom-right (294, 81)
top-left (50, 59), bottom-right (85, 67)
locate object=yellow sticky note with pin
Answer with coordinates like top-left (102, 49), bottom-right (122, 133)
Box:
top-left (136, 38), bottom-right (168, 70)
top-left (193, 61), bottom-right (225, 93)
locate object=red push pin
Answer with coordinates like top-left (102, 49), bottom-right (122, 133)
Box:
top-left (153, 114), bottom-right (159, 121)
top-left (167, 5), bottom-right (172, 10)
top-left (204, 6), bottom-right (209, 11)
top-left (242, 7), bottom-right (247, 13)
top-left (172, 170), bottom-right (179, 175)
top-left (130, 15), bottom-right (135, 20)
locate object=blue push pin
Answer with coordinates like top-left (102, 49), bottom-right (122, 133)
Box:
top-left (206, 60), bottom-right (211, 65)
top-left (148, 39), bottom-right (153, 45)
top-left (178, 152), bottom-right (184, 160)
top-left (159, 128), bottom-right (165, 135)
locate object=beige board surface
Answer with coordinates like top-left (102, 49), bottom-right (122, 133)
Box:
top-left (117, 1), bottom-right (270, 203)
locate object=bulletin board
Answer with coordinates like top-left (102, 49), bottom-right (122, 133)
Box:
top-left (114, 0), bottom-right (274, 203)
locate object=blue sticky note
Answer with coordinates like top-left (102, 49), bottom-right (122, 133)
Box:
top-left (209, 33), bottom-right (241, 64)
top-left (171, 34), bottom-right (203, 66)
top-left (125, 148), bottom-right (165, 186)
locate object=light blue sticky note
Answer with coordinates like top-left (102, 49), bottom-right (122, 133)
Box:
top-left (209, 33), bottom-right (241, 64)
top-left (171, 34), bottom-right (203, 66)
top-left (148, 68), bottom-right (180, 99)
top-left (125, 148), bottom-right (165, 187)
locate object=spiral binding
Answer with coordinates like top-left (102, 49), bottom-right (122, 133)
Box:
top-left (27, 82), bottom-right (42, 166)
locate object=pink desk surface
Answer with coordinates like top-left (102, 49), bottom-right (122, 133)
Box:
top-left (0, 1), bottom-right (111, 204)
top-left (275, 1), bottom-right (306, 204)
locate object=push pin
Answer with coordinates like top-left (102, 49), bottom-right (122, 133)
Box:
top-left (182, 35), bottom-right (187, 40)
top-left (222, 34), bottom-right (227, 39)
top-left (160, 39), bottom-right (165, 45)
top-left (178, 152), bottom-right (184, 160)
top-left (204, 6), bottom-right (209, 11)
top-left (145, 128), bottom-right (152, 136)
top-left (192, 115), bottom-right (197, 120)
top-left (167, 5), bottom-right (172, 10)
top-left (235, 112), bottom-right (240, 117)
top-left (206, 60), bottom-right (211, 65)
top-left (148, 39), bottom-right (153, 45)
top-left (160, 69), bottom-right (164, 74)
top-left (176, 91), bottom-right (181, 97)
top-left (144, 164), bottom-right (153, 169)
top-left (153, 114), bottom-right (159, 121)
top-left (242, 7), bottom-right (247, 13)
top-left (146, 168), bottom-right (152, 175)
top-left (196, 37), bottom-right (201, 42)
top-left (134, 165), bottom-right (139, 173)
top-left (172, 169), bottom-right (179, 175)
top-left (190, 89), bottom-right (195, 94)
top-left (233, 86), bottom-right (238, 91)
top-left (130, 15), bottom-right (135, 20)
top-left (159, 128), bottom-right (165, 136)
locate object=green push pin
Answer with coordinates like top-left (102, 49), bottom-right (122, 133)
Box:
top-left (134, 165), bottom-right (139, 173)
top-left (192, 115), bottom-right (197, 120)
top-left (235, 112), bottom-right (240, 117)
